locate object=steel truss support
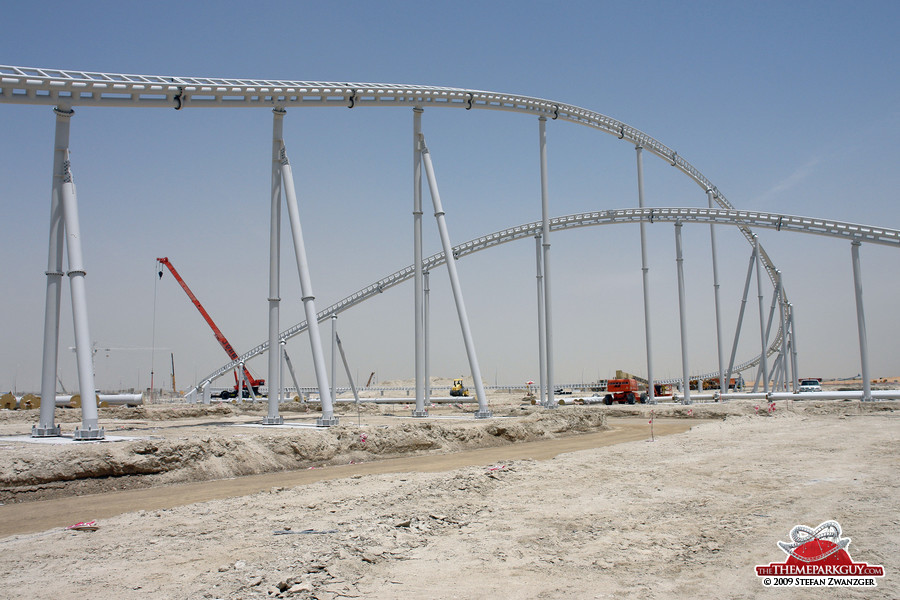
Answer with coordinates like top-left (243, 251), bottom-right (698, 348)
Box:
top-left (769, 353), bottom-right (784, 390)
top-left (331, 315), bottom-right (337, 400)
top-left (754, 236), bottom-right (770, 394)
top-left (534, 235), bottom-right (547, 406)
top-left (788, 305), bottom-right (799, 393)
top-left (726, 247), bottom-right (757, 393)
top-left (236, 362), bottom-right (247, 403)
top-left (282, 343), bottom-right (303, 402)
top-left (246, 362), bottom-right (258, 401)
top-left (412, 107), bottom-right (427, 417)
top-left (850, 241), bottom-right (873, 401)
top-left (539, 117), bottom-right (555, 408)
top-left (60, 153), bottom-right (103, 439)
top-left (424, 270), bottom-right (432, 404)
top-left (674, 222), bottom-right (691, 404)
top-left (335, 330), bottom-right (360, 404)
top-left (424, 270), bottom-right (431, 404)
top-left (777, 272), bottom-right (789, 392)
top-left (263, 108), bottom-right (286, 424)
top-left (760, 271), bottom-right (783, 387)
top-left (636, 146), bottom-right (655, 403)
top-left (706, 190), bottom-right (726, 394)
top-left (279, 143), bottom-right (338, 426)
top-left (34, 107), bottom-right (72, 437)
top-left (419, 134), bottom-right (491, 418)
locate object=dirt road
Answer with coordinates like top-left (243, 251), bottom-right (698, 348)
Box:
top-left (0, 417), bottom-right (690, 537)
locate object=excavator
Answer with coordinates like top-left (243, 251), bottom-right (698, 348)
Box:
top-left (156, 257), bottom-right (264, 399)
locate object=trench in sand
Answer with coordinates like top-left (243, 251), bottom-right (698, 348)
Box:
top-left (0, 417), bottom-right (695, 537)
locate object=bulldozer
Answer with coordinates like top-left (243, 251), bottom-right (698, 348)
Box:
top-left (450, 378), bottom-right (469, 397)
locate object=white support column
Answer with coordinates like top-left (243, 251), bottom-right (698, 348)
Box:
top-left (60, 156), bottom-right (103, 440)
top-left (754, 236), bottom-right (770, 394)
top-left (264, 107), bottom-right (286, 425)
top-left (636, 146), bottom-right (655, 403)
top-left (279, 339), bottom-right (285, 403)
top-left (725, 247), bottom-right (757, 393)
top-left (419, 135), bottom-right (491, 418)
top-left (34, 106), bottom-right (72, 437)
top-left (674, 222), bottom-right (691, 405)
top-left (424, 270), bottom-right (431, 404)
top-left (534, 235), bottom-right (547, 406)
top-left (412, 107), bottom-right (427, 417)
top-left (331, 315), bottom-right (338, 401)
top-left (279, 143), bottom-right (338, 426)
top-left (539, 117), bottom-right (555, 409)
top-left (788, 304), bottom-right (799, 393)
top-left (777, 272), bottom-right (789, 392)
top-left (282, 343), bottom-right (303, 402)
top-left (706, 189), bottom-right (726, 394)
top-left (237, 362), bottom-right (247, 402)
top-left (202, 383), bottom-right (211, 405)
top-left (335, 332), bottom-right (360, 404)
top-left (850, 241), bottom-right (873, 401)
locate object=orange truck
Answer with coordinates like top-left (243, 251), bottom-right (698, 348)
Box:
top-left (603, 378), bottom-right (645, 405)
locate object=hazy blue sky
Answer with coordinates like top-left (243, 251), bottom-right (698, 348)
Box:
top-left (2, 1), bottom-right (899, 394)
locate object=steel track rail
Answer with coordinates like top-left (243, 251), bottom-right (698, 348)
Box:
top-left (190, 208), bottom-right (899, 393)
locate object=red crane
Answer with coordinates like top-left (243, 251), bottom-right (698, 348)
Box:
top-left (156, 257), bottom-right (264, 399)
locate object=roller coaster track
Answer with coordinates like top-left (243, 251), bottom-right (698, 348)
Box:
top-left (0, 64), bottom-right (777, 270)
top-left (5, 66), bottom-right (877, 391)
top-left (190, 207), bottom-right (900, 392)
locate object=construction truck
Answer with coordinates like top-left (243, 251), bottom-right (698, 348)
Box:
top-left (602, 378), bottom-right (645, 405)
top-left (450, 378), bottom-right (469, 397)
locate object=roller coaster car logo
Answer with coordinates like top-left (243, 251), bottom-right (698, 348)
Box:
top-left (755, 520), bottom-right (885, 587)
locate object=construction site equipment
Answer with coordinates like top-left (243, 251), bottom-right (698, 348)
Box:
top-left (170, 353), bottom-right (177, 393)
top-left (54, 393), bottom-right (141, 407)
top-left (450, 378), bottom-right (470, 397)
top-left (365, 372), bottom-right (376, 388)
top-left (697, 376), bottom-right (742, 390)
top-left (156, 257), bottom-right (264, 399)
top-left (603, 378), bottom-right (645, 405)
top-left (0, 393), bottom-right (16, 410)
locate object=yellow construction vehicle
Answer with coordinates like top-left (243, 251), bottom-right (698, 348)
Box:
top-left (450, 378), bottom-right (469, 397)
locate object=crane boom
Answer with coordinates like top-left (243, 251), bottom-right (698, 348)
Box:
top-left (156, 257), bottom-right (263, 396)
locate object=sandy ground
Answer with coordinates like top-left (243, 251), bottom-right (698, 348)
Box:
top-left (0, 395), bottom-right (897, 599)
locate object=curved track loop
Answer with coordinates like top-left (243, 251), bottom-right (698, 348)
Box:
top-left (191, 208), bottom-right (900, 392)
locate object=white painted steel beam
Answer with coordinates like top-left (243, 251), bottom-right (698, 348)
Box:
top-left (264, 108), bottom-right (286, 424)
top-left (538, 117), bottom-right (554, 409)
top-left (706, 189), bottom-right (726, 394)
top-left (279, 144), bottom-right (338, 426)
top-left (419, 135), bottom-right (492, 418)
top-left (636, 146), bottom-right (655, 403)
top-left (413, 108), bottom-right (426, 417)
top-left (674, 223), bottom-right (691, 404)
top-left (851, 241), bottom-right (873, 401)
top-left (60, 157), bottom-right (103, 440)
